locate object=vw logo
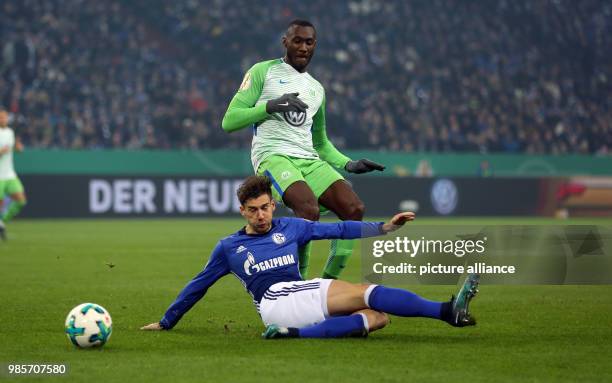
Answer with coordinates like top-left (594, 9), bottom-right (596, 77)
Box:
top-left (283, 110), bottom-right (306, 127)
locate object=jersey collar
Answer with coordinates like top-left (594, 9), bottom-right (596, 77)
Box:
top-left (280, 57), bottom-right (308, 75)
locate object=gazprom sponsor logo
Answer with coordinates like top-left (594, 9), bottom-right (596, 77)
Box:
top-left (243, 253), bottom-right (296, 275)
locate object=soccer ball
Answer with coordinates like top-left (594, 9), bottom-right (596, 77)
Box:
top-left (65, 303), bottom-right (113, 348)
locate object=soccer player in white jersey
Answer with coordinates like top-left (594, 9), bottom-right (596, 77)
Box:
top-left (0, 109), bottom-right (27, 240)
top-left (222, 20), bottom-right (385, 280)
top-left (141, 176), bottom-right (480, 338)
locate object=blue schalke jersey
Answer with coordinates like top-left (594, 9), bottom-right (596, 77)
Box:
top-left (160, 217), bottom-right (384, 329)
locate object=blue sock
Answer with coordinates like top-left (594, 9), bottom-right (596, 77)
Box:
top-left (298, 314), bottom-right (366, 338)
top-left (367, 286), bottom-right (445, 320)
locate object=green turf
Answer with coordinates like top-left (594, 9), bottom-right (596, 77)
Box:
top-left (1, 218), bottom-right (611, 382)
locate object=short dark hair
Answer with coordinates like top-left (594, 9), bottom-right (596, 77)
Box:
top-left (237, 176), bottom-right (273, 205)
top-left (287, 19), bottom-right (316, 33)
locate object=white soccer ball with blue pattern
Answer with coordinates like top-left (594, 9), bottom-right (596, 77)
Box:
top-left (65, 303), bottom-right (113, 348)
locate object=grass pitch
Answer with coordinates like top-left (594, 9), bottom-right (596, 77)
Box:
top-left (1, 218), bottom-right (611, 382)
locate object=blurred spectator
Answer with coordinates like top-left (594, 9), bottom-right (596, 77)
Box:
top-left (478, 160), bottom-right (493, 177)
top-left (415, 159), bottom-right (434, 177)
top-left (1, 0), bottom-right (610, 154)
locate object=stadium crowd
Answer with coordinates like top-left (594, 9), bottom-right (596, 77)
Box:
top-left (1, 0), bottom-right (610, 154)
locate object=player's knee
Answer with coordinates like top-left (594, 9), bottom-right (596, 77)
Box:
top-left (294, 204), bottom-right (320, 221)
top-left (11, 193), bottom-right (26, 205)
top-left (343, 201), bottom-right (365, 221)
top-left (369, 312), bottom-right (389, 331)
top-left (351, 284), bottom-right (372, 306)
top-left (377, 312), bottom-right (390, 328)
top-left (362, 310), bottom-right (388, 332)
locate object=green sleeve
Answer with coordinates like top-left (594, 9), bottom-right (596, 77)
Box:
top-left (312, 94), bottom-right (352, 170)
top-left (221, 62), bottom-right (271, 133)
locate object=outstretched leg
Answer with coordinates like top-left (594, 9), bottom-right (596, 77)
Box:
top-left (327, 280), bottom-right (449, 320)
top-left (263, 309), bottom-right (389, 339)
top-left (262, 275), bottom-right (480, 339)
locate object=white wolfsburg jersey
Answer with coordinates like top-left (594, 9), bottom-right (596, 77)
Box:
top-left (0, 127), bottom-right (17, 180)
top-left (250, 60), bottom-right (325, 171)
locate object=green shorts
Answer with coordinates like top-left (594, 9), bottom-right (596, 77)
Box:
top-left (257, 155), bottom-right (344, 205)
top-left (0, 178), bottom-right (24, 198)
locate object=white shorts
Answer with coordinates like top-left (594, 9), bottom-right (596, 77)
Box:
top-left (258, 278), bottom-right (332, 328)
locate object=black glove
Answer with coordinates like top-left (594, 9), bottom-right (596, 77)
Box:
top-left (266, 93), bottom-right (309, 114)
top-left (345, 159), bottom-right (386, 174)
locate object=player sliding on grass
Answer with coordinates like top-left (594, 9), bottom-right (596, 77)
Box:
top-left (221, 19), bottom-right (385, 280)
top-left (142, 176), bottom-right (480, 338)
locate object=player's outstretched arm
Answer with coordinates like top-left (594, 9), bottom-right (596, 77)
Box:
top-left (311, 94), bottom-right (352, 169)
top-left (381, 212), bottom-right (416, 233)
top-left (141, 243), bottom-right (230, 331)
top-left (312, 94), bottom-right (385, 173)
top-left (296, 212), bottom-right (416, 243)
top-left (345, 158), bottom-right (386, 174)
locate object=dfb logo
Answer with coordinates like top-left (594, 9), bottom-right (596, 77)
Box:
top-left (283, 110), bottom-right (306, 127)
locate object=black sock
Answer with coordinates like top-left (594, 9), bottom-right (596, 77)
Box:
top-left (440, 300), bottom-right (453, 323)
top-left (287, 328), bottom-right (300, 337)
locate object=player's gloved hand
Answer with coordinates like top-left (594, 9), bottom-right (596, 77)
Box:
top-left (266, 93), bottom-right (309, 114)
top-left (345, 159), bottom-right (386, 174)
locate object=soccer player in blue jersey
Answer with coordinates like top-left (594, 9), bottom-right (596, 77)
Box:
top-left (141, 176), bottom-right (480, 338)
